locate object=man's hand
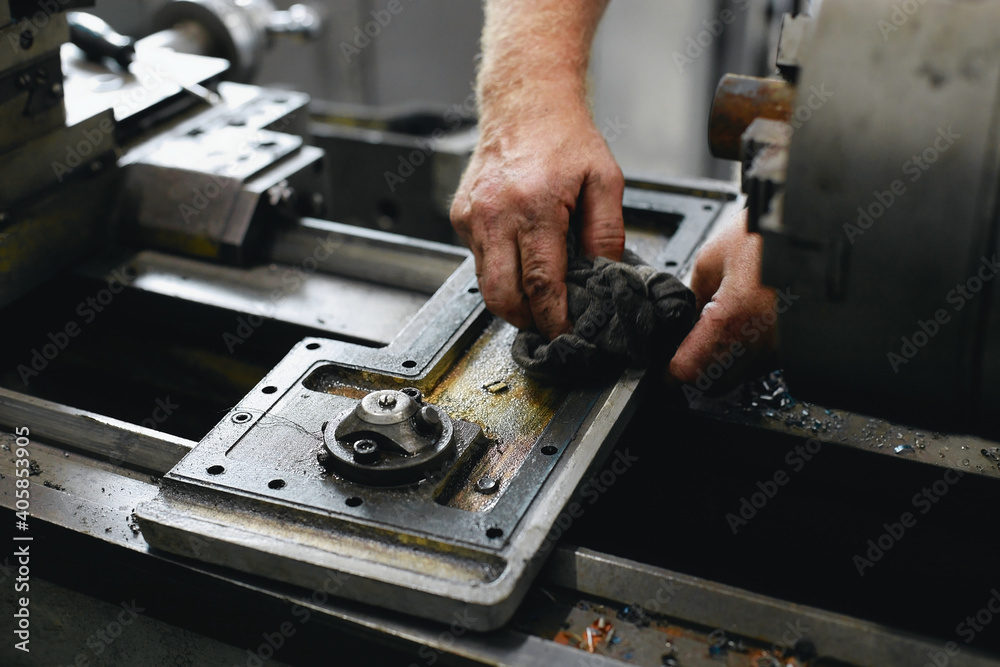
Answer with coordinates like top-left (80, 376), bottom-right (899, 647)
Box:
top-left (451, 105), bottom-right (624, 338)
top-left (450, 0), bottom-right (622, 340)
top-left (668, 209), bottom-right (779, 390)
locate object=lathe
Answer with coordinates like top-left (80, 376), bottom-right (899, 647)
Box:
top-left (3, 1), bottom-right (1000, 665)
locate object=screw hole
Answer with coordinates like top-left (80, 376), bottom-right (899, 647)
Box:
top-left (468, 287), bottom-right (480, 294)
top-left (664, 260), bottom-right (678, 268)
top-left (402, 360), bottom-right (417, 369)
top-left (232, 412), bottom-right (252, 423)
top-left (268, 479), bottom-right (286, 490)
top-left (541, 445), bottom-right (558, 456)
top-left (703, 204), bottom-right (713, 211)
top-left (306, 343), bottom-right (320, 350)
top-left (262, 386), bottom-right (277, 394)
top-left (486, 527), bottom-right (504, 539)
top-left (346, 497), bottom-right (363, 507)
top-left (207, 465), bottom-right (225, 475)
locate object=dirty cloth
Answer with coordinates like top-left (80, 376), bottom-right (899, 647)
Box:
top-left (511, 249), bottom-right (696, 382)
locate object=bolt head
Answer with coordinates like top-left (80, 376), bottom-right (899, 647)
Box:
top-left (475, 476), bottom-right (499, 494)
top-left (414, 405), bottom-right (442, 436)
top-left (352, 439), bottom-right (380, 465)
top-left (401, 387), bottom-right (422, 403)
top-left (377, 393), bottom-right (397, 409)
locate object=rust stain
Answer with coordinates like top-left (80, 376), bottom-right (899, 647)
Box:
top-left (709, 74), bottom-right (795, 160)
top-left (317, 318), bottom-right (568, 512)
top-left (424, 319), bottom-right (568, 512)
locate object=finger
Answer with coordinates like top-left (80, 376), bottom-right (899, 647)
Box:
top-left (689, 245), bottom-right (725, 313)
top-left (579, 166), bottom-right (625, 261)
top-left (518, 218), bottom-right (572, 339)
top-left (667, 279), bottom-right (776, 390)
top-left (480, 234), bottom-right (533, 330)
top-left (668, 299), bottom-right (735, 385)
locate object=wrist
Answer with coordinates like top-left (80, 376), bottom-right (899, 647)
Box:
top-left (477, 77), bottom-right (592, 139)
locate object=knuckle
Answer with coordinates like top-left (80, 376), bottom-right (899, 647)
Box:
top-left (589, 225), bottom-right (626, 251)
top-left (522, 266), bottom-right (558, 301)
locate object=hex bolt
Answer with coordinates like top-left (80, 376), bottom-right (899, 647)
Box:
top-left (475, 476), bottom-right (499, 494)
top-left (377, 393), bottom-right (397, 410)
top-left (414, 405), bottom-right (441, 435)
top-left (352, 439), bottom-right (380, 465)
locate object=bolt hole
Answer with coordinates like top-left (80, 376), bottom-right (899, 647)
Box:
top-left (402, 360), bottom-right (417, 369)
top-left (377, 198), bottom-right (399, 222)
top-left (262, 386), bottom-right (277, 394)
top-left (541, 445), bottom-right (558, 456)
top-left (703, 204), bottom-right (713, 211)
top-left (306, 343), bottom-right (320, 350)
top-left (268, 479), bottom-right (286, 490)
top-left (207, 465), bottom-right (225, 475)
top-left (486, 527), bottom-right (504, 539)
top-left (468, 287), bottom-right (480, 294)
top-left (664, 260), bottom-right (678, 268)
top-left (232, 412), bottom-right (252, 423)
top-left (346, 497), bottom-right (363, 507)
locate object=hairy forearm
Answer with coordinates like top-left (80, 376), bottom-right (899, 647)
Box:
top-left (477, 0), bottom-right (610, 132)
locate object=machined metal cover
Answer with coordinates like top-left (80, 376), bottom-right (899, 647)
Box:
top-left (136, 183), bottom-right (731, 629)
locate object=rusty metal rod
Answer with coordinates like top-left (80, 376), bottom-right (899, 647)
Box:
top-left (708, 74), bottom-right (795, 160)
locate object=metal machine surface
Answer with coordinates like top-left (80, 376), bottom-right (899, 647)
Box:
top-left (4, 1), bottom-right (1000, 666)
top-left (133, 181), bottom-right (727, 630)
top-left (710, 0), bottom-right (1000, 437)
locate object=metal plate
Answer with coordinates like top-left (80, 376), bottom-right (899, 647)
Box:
top-left (135, 183), bottom-right (734, 630)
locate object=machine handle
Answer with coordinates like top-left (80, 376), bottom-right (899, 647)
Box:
top-left (67, 12), bottom-right (136, 71)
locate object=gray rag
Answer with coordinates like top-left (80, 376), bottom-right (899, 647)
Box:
top-left (511, 249), bottom-right (696, 382)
